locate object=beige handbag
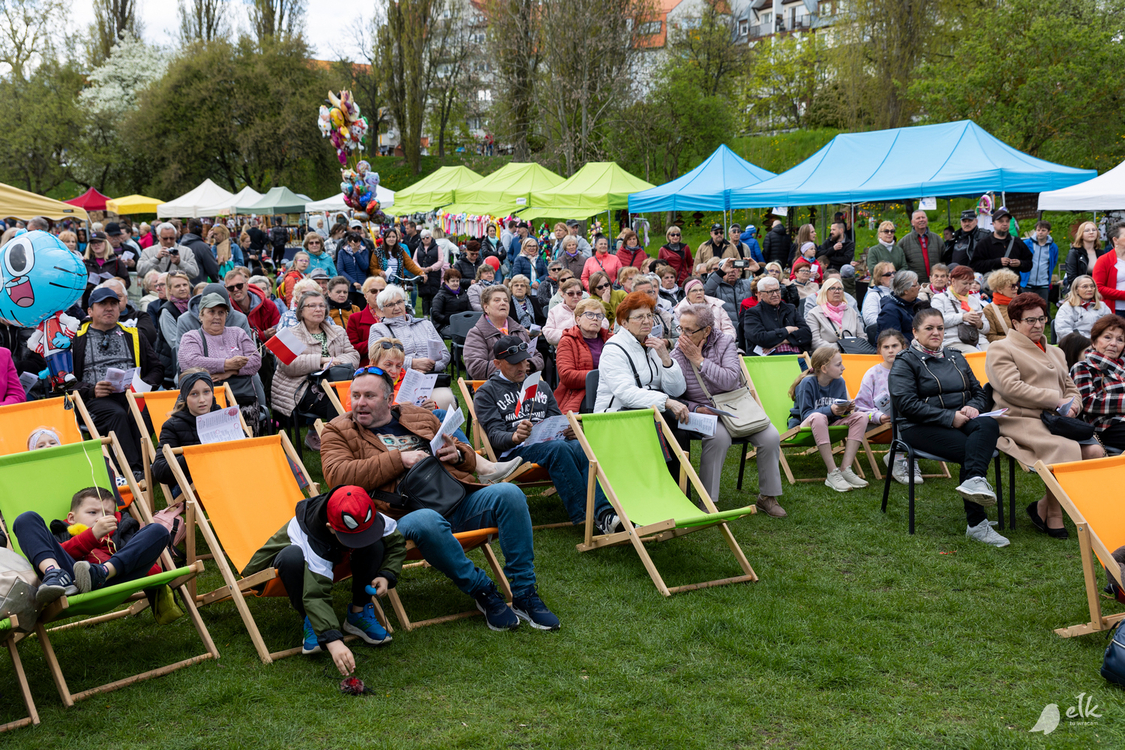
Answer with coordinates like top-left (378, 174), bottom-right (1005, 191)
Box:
top-left (688, 360), bottom-right (771, 438)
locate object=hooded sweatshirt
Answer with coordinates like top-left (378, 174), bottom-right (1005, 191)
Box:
top-left (472, 369), bottom-right (562, 453)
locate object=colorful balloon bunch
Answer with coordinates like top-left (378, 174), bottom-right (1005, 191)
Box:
top-left (342, 161), bottom-right (385, 223)
top-left (318, 90), bottom-right (369, 166)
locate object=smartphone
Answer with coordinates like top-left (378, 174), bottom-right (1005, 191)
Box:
top-left (732, 259), bottom-right (751, 269)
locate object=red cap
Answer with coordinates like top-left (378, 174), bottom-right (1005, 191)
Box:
top-left (326, 486), bottom-right (384, 548)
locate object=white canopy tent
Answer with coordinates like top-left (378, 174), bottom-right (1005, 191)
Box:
top-left (305, 185), bottom-right (395, 213)
top-left (156, 179), bottom-right (236, 219)
top-left (195, 186), bottom-right (263, 217)
top-left (1039, 161), bottom-right (1125, 211)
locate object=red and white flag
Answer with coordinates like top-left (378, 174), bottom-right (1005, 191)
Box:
top-left (264, 327), bottom-right (304, 365)
top-left (516, 371), bottom-right (541, 414)
top-left (129, 369), bottom-right (151, 409)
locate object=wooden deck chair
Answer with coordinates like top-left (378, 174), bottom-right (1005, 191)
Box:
top-left (0, 436), bottom-right (217, 706)
top-left (324, 379), bottom-right (350, 416)
top-left (740, 355), bottom-right (867, 485)
top-left (567, 408), bottom-right (757, 596)
top-left (963, 350), bottom-right (988, 385)
top-left (310, 419), bottom-right (513, 631)
top-left (1034, 456), bottom-right (1125, 637)
top-left (0, 394), bottom-right (87, 456)
top-left (125, 385), bottom-right (245, 511)
top-left (0, 616), bottom-right (37, 732)
top-left (838, 354), bottom-right (950, 481)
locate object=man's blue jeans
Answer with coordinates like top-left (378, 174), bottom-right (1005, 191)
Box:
top-left (507, 440), bottom-right (610, 524)
top-left (395, 483), bottom-right (536, 596)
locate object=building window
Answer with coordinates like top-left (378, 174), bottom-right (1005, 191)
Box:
top-left (638, 21), bottom-right (661, 35)
top-left (477, 90), bottom-right (492, 102)
top-left (739, 20), bottom-right (748, 35)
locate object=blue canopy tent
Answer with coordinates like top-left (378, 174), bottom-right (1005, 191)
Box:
top-left (727, 120), bottom-right (1096, 208)
top-left (627, 145), bottom-right (777, 213)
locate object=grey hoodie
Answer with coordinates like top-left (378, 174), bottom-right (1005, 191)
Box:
top-left (472, 370), bottom-right (561, 453)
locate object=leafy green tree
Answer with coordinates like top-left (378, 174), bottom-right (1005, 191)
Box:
top-left (741, 33), bottom-right (828, 131)
top-left (0, 58), bottom-right (85, 193)
top-left (374, 0), bottom-right (438, 174)
top-left (88, 0), bottom-right (143, 66)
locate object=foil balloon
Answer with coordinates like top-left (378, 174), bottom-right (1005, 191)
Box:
top-left (356, 160), bottom-right (370, 176)
top-left (317, 106), bottom-right (332, 137)
top-left (329, 107), bottom-right (344, 129)
top-left (0, 230), bottom-right (86, 327)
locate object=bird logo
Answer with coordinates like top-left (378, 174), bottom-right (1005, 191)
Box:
top-left (1030, 703), bottom-right (1060, 734)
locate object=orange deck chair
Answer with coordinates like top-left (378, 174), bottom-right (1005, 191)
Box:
top-left (0, 394), bottom-right (91, 456)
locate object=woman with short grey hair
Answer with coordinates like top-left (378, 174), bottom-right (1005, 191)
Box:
top-left (878, 270), bottom-right (922, 343)
top-left (368, 284), bottom-right (453, 409)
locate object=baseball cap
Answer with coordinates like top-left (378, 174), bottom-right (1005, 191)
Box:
top-left (960, 209), bottom-right (977, 221)
top-left (326, 486), bottom-right (385, 548)
top-left (493, 334), bottom-right (531, 363)
top-left (309, 268), bottom-right (330, 279)
top-left (88, 230), bottom-right (107, 243)
top-left (710, 223), bottom-right (724, 232)
top-left (199, 293), bottom-right (228, 310)
top-left (88, 287), bottom-right (119, 306)
top-left (348, 219), bottom-right (363, 229)
top-left (105, 222), bottom-right (124, 237)
top-left (729, 223), bottom-right (741, 231)
top-left (993, 207), bottom-right (1013, 221)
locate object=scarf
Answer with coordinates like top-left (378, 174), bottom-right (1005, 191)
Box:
top-left (910, 338), bottom-right (944, 359)
top-left (823, 300), bottom-right (847, 328)
top-left (949, 287), bottom-right (971, 312)
top-left (1080, 299), bottom-right (1096, 310)
top-left (171, 296), bottom-right (190, 313)
top-left (992, 292), bottom-right (1012, 307)
top-left (878, 240), bottom-right (894, 250)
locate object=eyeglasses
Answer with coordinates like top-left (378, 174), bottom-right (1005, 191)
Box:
top-left (628, 313), bottom-right (655, 323)
top-left (499, 342), bottom-right (529, 357)
top-left (225, 282), bottom-right (245, 292)
top-left (681, 324), bottom-right (707, 335)
top-left (1018, 316), bottom-right (1049, 325)
top-left (374, 341), bottom-right (405, 351)
top-left (354, 366), bottom-right (389, 378)
top-left (304, 303), bottom-right (327, 310)
top-left (564, 290), bottom-right (583, 297)
top-left (581, 312), bottom-right (605, 321)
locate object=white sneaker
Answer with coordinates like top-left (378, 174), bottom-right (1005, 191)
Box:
top-left (479, 458), bottom-right (523, 485)
top-left (966, 519), bottom-right (1009, 547)
top-left (839, 467), bottom-right (868, 488)
top-left (891, 459), bottom-right (910, 485)
top-left (956, 476), bottom-right (997, 506)
top-left (824, 469), bottom-right (852, 493)
top-left (912, 462), bottom-right (924, 485)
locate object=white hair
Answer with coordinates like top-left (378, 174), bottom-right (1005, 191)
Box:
top-left (156, 222), bottom-right (177, 236)
top-left (376, 284), bottom-right (406, 310)
top-left (757, 276), bottom-right (780, 291)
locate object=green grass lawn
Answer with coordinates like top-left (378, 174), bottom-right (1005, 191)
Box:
top-left (4, 418), bottom-right (1125, 746)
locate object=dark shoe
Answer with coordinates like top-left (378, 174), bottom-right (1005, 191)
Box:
top-left (756, 494), bottom-right (787, 518)
top-left (512, 588), bottom-right (560, 631)
top-left (1026, 502), bottom-right (1048, 534)
top-left (473, 582), bottom-right (519, 631)
top-left (73, 561), bottom-right (108, 593)
top-left (35, 567), bottom-right (77, 606)
top-left (1047, 525), bottom-right (1069, 540)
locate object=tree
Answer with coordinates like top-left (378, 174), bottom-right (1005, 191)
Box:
top-left (248, 0), bottom-right (306, 44)
top-left (373, 0), bottom-right (438, 174)
top-left (178, 0), bottom-right (231, 43)
top-left (0, 0), bottom-right (67, 82)
top-left (667, 0), bottom-right (746, 98)
top-left (89, 0), bottom-right (143, 66)
top-left (741, 33), bottom-right (828, 131)
top-left (0, 59), bottom-right (85, 193)
top-left (426, 0), bottom-right (475, 158)
top-left (330, 14), bottom-right (390, 155)
top-left (911, 0), bottom-right (1125, 170)
top-left (482, 0), bottom-right (540, 160)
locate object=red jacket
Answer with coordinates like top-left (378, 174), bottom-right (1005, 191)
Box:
top-left (62, 512), bottom-right (161, 575)
top-left (237, 284), bottom-right (280, 342)
top-left (347, 306), bottom-right (379, 366)
top-left (554, 325), bottom-right (610, 414)
top-left (616, 246), bottom-right (648, 270)
top-left (1093, 251), bottom-right (1125, 308)
top-left (657, 243), bottom-right (694, 286)
top-left (281, 270), bottom-right (304, 307)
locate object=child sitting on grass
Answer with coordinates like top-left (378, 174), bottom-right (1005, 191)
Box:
top-left (854, 330), bottom-right (921, 485)
top-left (13, 486), bottom-right (183, 624)
top-left (788, 346), bottom-right (873, 494)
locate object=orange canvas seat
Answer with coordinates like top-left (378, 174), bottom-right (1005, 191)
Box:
top-left (0, 395), bottom-right (88, 456)
top-left (963, 350), bottom-right (988, 385)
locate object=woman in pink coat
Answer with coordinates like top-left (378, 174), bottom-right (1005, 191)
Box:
top-left (0, 346), bottom-right (27, 405)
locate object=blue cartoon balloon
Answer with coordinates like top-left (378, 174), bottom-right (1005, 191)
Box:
top-left (0, 230), bottom-right (87, 327)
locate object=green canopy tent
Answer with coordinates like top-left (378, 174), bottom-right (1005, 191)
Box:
top-left (520, 162), bottom-right (656, 222)
top-left (391, 165), bottom-right (483, 215)
top-left (237, 186), bottom-right (312, 216)
top-left (441, 162), bottom-right (565, 217)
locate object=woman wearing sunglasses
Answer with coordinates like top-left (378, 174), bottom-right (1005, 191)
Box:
top-left (865, 221), bottom-right (906, 272)
top-left (302, 232), bottom-right (337, 278)
top-left (657, 226), bottom-right (693, 287)
top-left (587, 270), bottom-right (627, 323)
top-left (543, 278), bottom-right (593, 346)
top-left (861, 261), bottom-right (897, 329)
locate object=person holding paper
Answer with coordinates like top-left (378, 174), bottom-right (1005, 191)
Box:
top-left (321, 368), bottom-right (561, 632)
top-left (743, 276), bottom-right (811, 357)
top-left (473, 335), bottom-right (621, 535)
top-left (671, 305), bottom-right (785, 517)
top-left (71, 287), bottom-right (163, 479)
top-left (368, 284), bottom-right (453, 410)
top-left (150, 369), bottom-right (225, 489)
top-left (986, 293), bottom-right (1104, 540)
top-left (555, 299), bottom-right (612, 414)
top-left (887, 307), bottom-right (1005, 546)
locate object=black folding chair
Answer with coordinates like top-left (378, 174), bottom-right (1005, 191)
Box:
top-left (448, 311), bottom-right (484, 381)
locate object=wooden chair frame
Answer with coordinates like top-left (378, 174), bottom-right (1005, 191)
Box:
top-left (1, 616), bottom-right (37, 732)
top-left (311, 420), bottom-right (512, 631)
top-left (4, 435), bottom-right (218, 707)
top-left (1034, 459), bottom-right (1125, 638)
top-left (567, 409), bottom-right (757, 597)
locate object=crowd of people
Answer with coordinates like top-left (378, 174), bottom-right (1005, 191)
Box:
top-left (4, 206), bottom-right (1123, 673)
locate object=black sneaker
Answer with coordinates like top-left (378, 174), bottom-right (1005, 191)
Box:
top-left (35, 567), bottom-right (77, 606)
top-left (73, 561), bottom-right (109, 593)
top-left (473, 582), bottom-right (519, 631)
top-left (512, 588), bottom-right (560, 631)
top-left (596, 509), bottom-right (623, 536)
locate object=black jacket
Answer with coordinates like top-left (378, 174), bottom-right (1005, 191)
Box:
top-left (967, 232), bottom-right (1034, 275)
top-left (762, 224), bottom-right (793, 267)
top-left (473, 370), bottom-right (562, 454)
top-left (877, 294), bottom-right (917, 344)
top-left (453, 257), bottom-right (483, 291)
top-left (150, 405), bottom-right (219, 486)
top-left (72, 323), bottom-right (163, 402)
top-left (431, 285), bottom-right (472, 329)
top-left (1063, 245), bottom-right (1111, 291)
top-left (946, 226), bottom-right (988, 266)
top-left (704, 272), bottom-right (752, 322)
top-left (743, 300), bottom-right (811, 352)
top-left (0, 323), bottom-right (44, 378)
top-left (414, 243), bottom-right (443, 297)
top-left (480, 237), bottom-right (506, 262)
top-left (82, 256), bottom-right (132, 307)
top-left (817, 236), bottom-right (856, 270)
top-left (181, 233), bottom-right (221, 284)
top-left (887, 346), bottom-right (991, 430)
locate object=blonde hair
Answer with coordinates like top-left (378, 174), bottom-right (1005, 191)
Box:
top-left (574, 298), bottom-right (604, 317)
top-left (361, 276), bottom-right (384, 293)
top-left (369, 337), bottom-right (405, 369)
top-left (815, 277), bottom-right (844, 306)
top-left (617, 266), bottom-right (639, 285)
top-left (871, 261), bottom-right (896, 283)
top-left (1072, 221), bottom-right (1099, 249)
top-left (796, 224), bottom-right (815, 246)
top-left (986, 268), bottom-right (1020, 296)
top-left (878, 220), bottom-right (895, 235)
top-left (210, 224), bottom-right (231, 264)
top-left (1063, 275), bottom-right (1102, 308)
top-left (788, 347), bottom-right (840, 401)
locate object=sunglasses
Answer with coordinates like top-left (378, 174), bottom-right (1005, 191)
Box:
top-left (881, 272), bottom-right (894, 277)
top-left (225, 282), bottom-right (245, 292)
top-left (374, 342), bottom-right (405, 351)
top-left (595, 283), bottom-right (611, 291)
top-left (668, 232), bottom-right (681, 237)
top-left (499, 342), bottom-right (529, 357)
top-left (354, 366), bottom-right (389, 378)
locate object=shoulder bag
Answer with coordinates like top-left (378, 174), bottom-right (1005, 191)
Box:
top-left (1040, 410), bottom-right (1095, 442)
top-left (687, 359), bottom-right (770, 438)
top-left (200, 332), bottom-right (257, 404)
top-left (370, 456), bottom-right (468, 518)
top-left (825, 315), bottom-right (876, 354)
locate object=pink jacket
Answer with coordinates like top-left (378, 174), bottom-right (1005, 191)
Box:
top-left (0, 347), bottom-right (26, 405)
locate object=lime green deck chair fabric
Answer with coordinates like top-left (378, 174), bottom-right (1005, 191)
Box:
top-left (579, 410), bottom-right (753, 528)
top-left (742, 355), bottom-right (851, 447)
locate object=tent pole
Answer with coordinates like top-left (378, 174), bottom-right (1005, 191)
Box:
top-left (947, 199), bottom-right (952, 228)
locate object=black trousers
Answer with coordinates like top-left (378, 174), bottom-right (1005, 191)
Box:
top-left (87, 393), bottom-right (145, 473)
top-left (900, 417), bottom-right (999, 525)
top-left (273, 538), bottom-right (386, 615)
top-left (14, 511), bottom-right (168, 584)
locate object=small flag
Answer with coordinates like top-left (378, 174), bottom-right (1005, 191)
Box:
top-left (516, 371), bottom-right (541, 414)
top-left (264, 327), bottom-right (304, 365)
top-left (129, 369), bottom-right (151, 409)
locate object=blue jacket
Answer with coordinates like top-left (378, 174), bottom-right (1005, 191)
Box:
top-left (877, 294), bottom-right (916, 344)
top-left (211, 243), bottom-right (245, 266)
top-left (305, 251), bottom-right (337, 277)
top-left (740, 228), bottom-right (764, 263)
top-left (511, 254), bottom-right (548, 283)
top-left (788, 373), bottom-right (849, 428)
top-left (1020, 236), bottom-right (1059, 288)
top-left (338, 246), bottom-right (371, 288)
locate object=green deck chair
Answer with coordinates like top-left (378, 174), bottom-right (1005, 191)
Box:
top-left (567, 408), bottom-right (757, 597)
top-left (741, 354), bottom-right (866, 485)
top-left (0, 437), bottom-right (218, 707)
top-left (0, 615), bottom-right (37, 732)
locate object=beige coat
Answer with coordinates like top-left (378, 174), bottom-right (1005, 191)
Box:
top-left (805, 303), bottom-right (861, 351)
top-left (986, 328), bottom-right (1081, 466)
top-left (983, 303), bottom-right (1010, 343)
top-left (271, 321), bottom-right (359, 416)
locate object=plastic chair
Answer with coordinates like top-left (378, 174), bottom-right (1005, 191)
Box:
top-left (448, 311), bottom-right (483, 380)
top-left (0, 436), bottom-right (217, 706)
top-left (739, 355), bottom-right (867, 486)
top-left (567, 408), bottom-right (757, 596)
top-left (1035, 455), bottom-right (1125, 637)
top-left (580, 370), bottom-right (599, 414)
